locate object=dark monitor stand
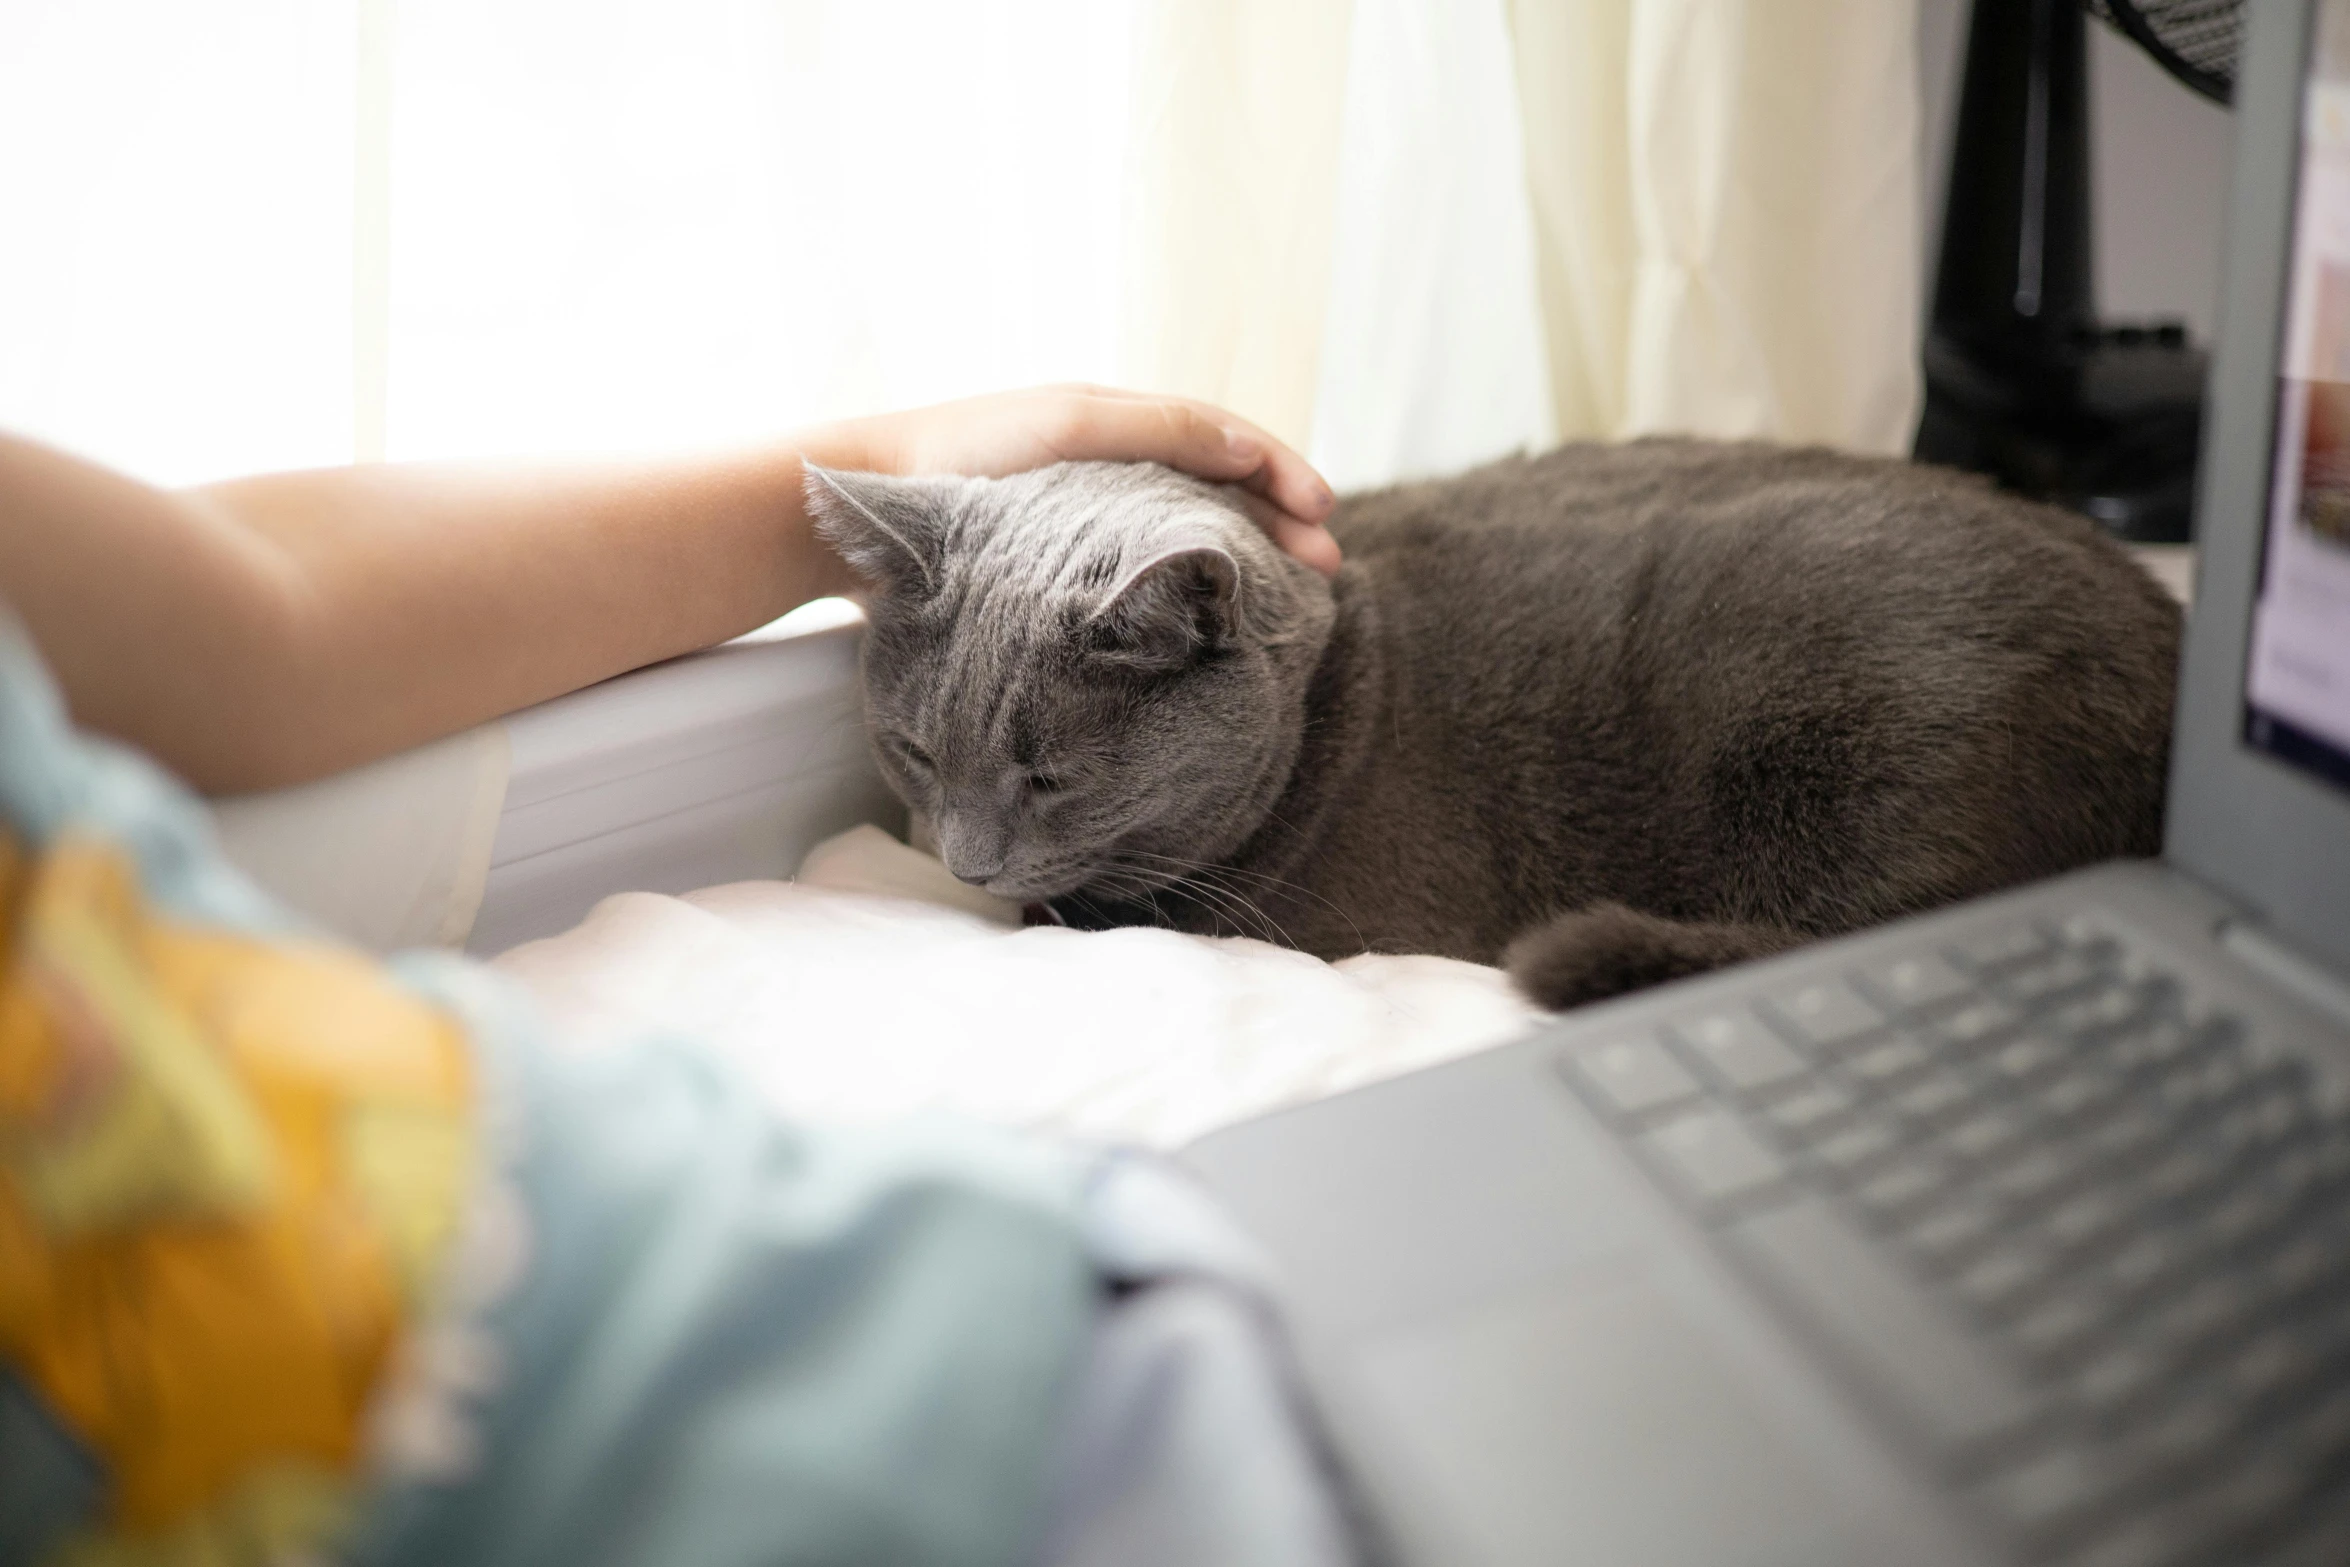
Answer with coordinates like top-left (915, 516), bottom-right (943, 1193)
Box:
top-left (1916, 0), bottom-right (2211, 544)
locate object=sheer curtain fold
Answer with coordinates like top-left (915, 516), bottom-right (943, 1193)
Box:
top-left (1305, 0), bottom-right (1554, 491)
top-left (1117, 0), bottom-right (1356, 453)
top-left (1126, 0), bottom-right (1924, 477)
top-left (1511, 0), bottom-right (1923, 454)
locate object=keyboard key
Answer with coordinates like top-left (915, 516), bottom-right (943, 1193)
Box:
top-left (1978, 1444), bottom-right (2137, 1545)
top-left (2051, 1522), bottom-right (2185, 1567)
top-left (2079, 1104), bottom-right (2167, 1167)
top-left (2100, 1233), bottom-right (2189, 1300)
top-left (2155, 1054), bottom-right (2254, 1118)
top-left (2149, 1453), bottom-right (2308, 1557)
top-left (2126, 1394), bottom-right (2238, 1472)
top-left (2270, 1509), bottom-right (2350, 1567)
top-left (2053, 1469), bottom-right (2290, 1567)
top-left (1730, 1199), bottom-right (2038, 1463)
top-left (1669, 1014), bottom-right (1806, 1093)
top-left (1860, 952), bottom-right (1975, 1013)
top-left (2041, 1069), bottom-right (2127, 1123)
top-left (1762, 981), bottom-right (1883, 1049)
top-left (1564, 1036), bottom-right (1701, 1119)
top-left (1636, 1112), bottom-right (1789, 1212)
top-left (1851, 1157), bottom-right (1945, 1223)
top-left (2041, 1189), bottom-right (2133, 1253)
top-left (2049, 914), bottom-right (2126, 957)
top-left (2109, 1016), bottom-right (2225, 1075)
top-left (2070, 1343), bottom-right (2169, 1417)
top-left (2207, 1087), bottom-right (2310, 1162)
top-left (1945, 1109), bottom-right (2030, 1165)
top-left (1951, 1243), bottom-right (2059, 1318)
top-left (1951, 925), bottom-right (2051, 974)
top-left (2282, 1385), bottom-right (2350, 1466)
top-left (2139, 1146), bottom-right (2236, 1208)
top-left (2053, 1508), bottom-right (2220, 1567)
top-left (1763, 1082), bottom-right (1858, 1142)
top-left (2000, 952), bottom-right (2104, 1007)
top-left (1904, 1200), bottom-right (2001, 1272)
top-left (1838, 1036), bottom-right (1933, 1089)
top-left (2010, 1291), bottom-right (2111, 1366)
top-left (2267, 1132), bottom-right (2350, 1204)
top-left (2216, 1327), bottom-right (2321, 1408)
top-left (1808, 1121), bottom-right (1901, 1180)
top-left (2044, 983), bottom-right (2158, 1038)
top-left (1983, 1148), bottom-right (2079, 1208)
top-left (2141, 1277), bottom-right (2260, 1358)
top-left (1938, 996), bottom-right (2024, 1049)
top-left (2194, 1186), bottom-right (2294, 1254)
top-left (1889, 1072), bottom-right (1974, 1127)
top-left (2263, 1233), bottom-right (2344, 1302)
top-left (1992, 1032), bottom-right (2073, 1084)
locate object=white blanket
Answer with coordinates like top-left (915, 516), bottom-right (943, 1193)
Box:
top-left (492, 825), bottom-right (1539, 1149)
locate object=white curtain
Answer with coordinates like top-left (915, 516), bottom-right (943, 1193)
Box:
top-left (1307, 0), bottom-right (1555, 491)
top-left (0, 0), bottom-right (1918, 492)
top-left (1140, 0), bottom-right (1925, 480)
top-left (1508, 0), bottom-right (1925, 456)
top-left (1118, 0), bottom-right (1356, 466)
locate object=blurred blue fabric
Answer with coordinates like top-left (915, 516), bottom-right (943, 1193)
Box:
top-left (0, 614), bottom-right (1358, 1567)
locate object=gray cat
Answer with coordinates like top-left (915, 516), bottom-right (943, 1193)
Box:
top-left (806, 440), bottom-right (2180, 1008)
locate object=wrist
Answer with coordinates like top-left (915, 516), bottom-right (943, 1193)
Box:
top-left (791, 413), bottom-right (909, 479)
top-left (775, 419), bottom-right (901, 601)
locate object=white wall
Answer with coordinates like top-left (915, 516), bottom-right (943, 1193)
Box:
top-left (1916, 0), bottom-right (2236, 343)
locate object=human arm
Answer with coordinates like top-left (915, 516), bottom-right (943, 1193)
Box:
top-left (0, 385), bottom-right (1337, 795)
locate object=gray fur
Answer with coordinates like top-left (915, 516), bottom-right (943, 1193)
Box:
top-left (808, 440), bottom-right (2181, 1009)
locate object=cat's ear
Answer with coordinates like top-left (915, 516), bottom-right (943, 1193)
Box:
top-left (803, 464), bottom-right (953, 597)
top-left (1086, 546), bottom-right (1241, 671)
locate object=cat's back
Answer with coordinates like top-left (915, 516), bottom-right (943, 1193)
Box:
top-left (1306, 439), bottom-right (2182, 943)
top-left (1327, 438), bottom-right (2179, 687)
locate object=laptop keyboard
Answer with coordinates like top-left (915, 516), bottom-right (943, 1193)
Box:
top-left (1558, 916), bottom-right (2350, 1566)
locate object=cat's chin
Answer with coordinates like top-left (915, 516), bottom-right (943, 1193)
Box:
top-left (978, 868), bottom-right (1101, 904)
top-left (993, 863), bottom-right (1181, 910)
top-left (982, 843), bottom-right (1202, 906)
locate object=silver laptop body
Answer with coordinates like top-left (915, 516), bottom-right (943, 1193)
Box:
top-left (1180, 6), bottom-right (2350, 1563)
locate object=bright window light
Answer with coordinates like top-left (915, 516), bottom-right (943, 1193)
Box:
top-left (0, 0), bottom-right (1137, 484)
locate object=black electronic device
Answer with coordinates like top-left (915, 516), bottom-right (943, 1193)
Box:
top-left (1917, 0), bottom-right (2245, 543)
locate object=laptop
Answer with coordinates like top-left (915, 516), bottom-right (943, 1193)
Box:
top-left (1178, 6), bottom-right (2350, 1564)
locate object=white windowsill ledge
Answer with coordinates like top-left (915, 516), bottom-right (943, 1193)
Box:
top-left (210, 599), bottom-right (902, 956)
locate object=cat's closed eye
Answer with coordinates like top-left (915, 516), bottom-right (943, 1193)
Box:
top-left (888, 735), bottom-right (935, 773)
top-left (1025, 773), bottom-right (1065, 797)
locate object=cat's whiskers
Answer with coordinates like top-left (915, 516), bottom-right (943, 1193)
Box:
top-left (1116, 847), bottom-right (1364, 955)
top-left (1190, 877), bottom-right (1289, 948)
top-left (1103, 851), bottom-right (1265, 942)
top-left (1066, 866), bottom-right (1192, 936)
top-left (1112, 849), bottom-right (1311, 950)
top-left (1098, 870), bottom-right (1243, 945)
top-left (1123, 856), bottom-right (1296, 946)
top-left (1244, 807), bottom-right (1374, 949)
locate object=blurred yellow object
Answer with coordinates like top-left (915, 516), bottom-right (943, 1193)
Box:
top-left (0, 829), bottom-right (474, 1556)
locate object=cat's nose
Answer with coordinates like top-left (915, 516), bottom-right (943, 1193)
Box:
top-left (937, 816), bottom-right (1012, 885)
top-left (943, 847), bottom-right (1007, 886)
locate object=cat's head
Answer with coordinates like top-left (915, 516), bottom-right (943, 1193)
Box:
top-left (806, 460), bottom-right (1336, 903)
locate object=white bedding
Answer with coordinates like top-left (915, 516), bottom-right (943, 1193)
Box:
top-left (492, 825), bottom-right (1540, 1149)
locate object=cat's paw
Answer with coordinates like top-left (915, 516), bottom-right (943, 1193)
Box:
top-left (1504, 903), bottom-right (1799, 1010)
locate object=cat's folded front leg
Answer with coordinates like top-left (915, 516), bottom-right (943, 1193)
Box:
top-left (1504, 903), bottom-right (1804, 1010)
